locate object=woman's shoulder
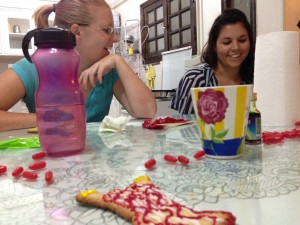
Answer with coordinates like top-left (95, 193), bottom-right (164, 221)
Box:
top-left (13, 58), bottom-right (34, 67)
top-left (11, 58), bottom-right (36, 75)
top-left (183, 63), bottom-right (214, 79)
top-left (11, 58), bottom-right (38, 88)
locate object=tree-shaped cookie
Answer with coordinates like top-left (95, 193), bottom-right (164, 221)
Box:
top-left (76, 176), bottom-right (236, 225)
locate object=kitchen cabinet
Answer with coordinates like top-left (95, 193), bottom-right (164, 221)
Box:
top-left (0, 9), bottom-right (34, 55)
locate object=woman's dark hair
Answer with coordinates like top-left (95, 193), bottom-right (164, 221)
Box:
top-left (201, 8), bottom-right (255, 84)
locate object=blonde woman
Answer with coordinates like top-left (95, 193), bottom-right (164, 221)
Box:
top-left (0, 0), bottom-right (156, 131)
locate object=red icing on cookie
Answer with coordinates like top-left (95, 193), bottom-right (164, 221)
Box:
top-left (103, 183), bottom-right (236, 225)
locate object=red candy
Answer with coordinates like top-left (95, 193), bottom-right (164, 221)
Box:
top-left (262, 131), bottom-right (281, 138)
top-left (295, 129), bottom-right (300, 137)
top-left (12, 167), bottom-right (24, 177)
top-left (22, 171), bottom-right (38, 180)
top-left (0, 165), bottom-right (7, 174)
top-left (282, 130), bottom-right (297, 138)
top-left (29, 161), bottom-right (46, 170)
top-left (164, 154), bottom-right (177, 163)
top-left (194, 151), bottom-right (205, 159)
top-left (261, 127), bottom-right (300, 144)
top-left (32, 151), bottom-right (46, 160)
top-left (178, 155), bottom-right (189, 165)
top-left (261, 129), bottom-right (300, 144)
top-left (295, 121), bottom-right (300, 127)
top-left (263, 135), bottom-right (283, 144)
top-left (45, 171), bottom-right (53, 184)
top-left (144, 159), bottom-right (156, 169)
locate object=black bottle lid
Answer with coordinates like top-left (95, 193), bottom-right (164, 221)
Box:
top-left (34, 27), bottom-right (76, 48)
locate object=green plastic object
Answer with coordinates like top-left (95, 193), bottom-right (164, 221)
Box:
top-left (0, 137), bottom-right (40, 149)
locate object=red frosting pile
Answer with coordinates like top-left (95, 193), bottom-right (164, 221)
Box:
top-left (142, 117), bottom-right (190, 129)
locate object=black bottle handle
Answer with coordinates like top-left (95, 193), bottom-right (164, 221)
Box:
top-left (22, 28), bottom-right (41, 63)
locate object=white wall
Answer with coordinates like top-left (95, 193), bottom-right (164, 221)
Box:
top-left (256, 0), bottom-right (284, 35)
top-left (199, 0), bottom-right (221, 52)
top-left (0, 0), bottom-right (58, 9)
top-left (115, 0), bottom-right (147, 25)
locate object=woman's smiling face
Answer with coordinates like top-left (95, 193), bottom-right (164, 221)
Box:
top-left (75, 5), bottom-right (119, 68)
top-left (215, 22), bottom-right (250, 70)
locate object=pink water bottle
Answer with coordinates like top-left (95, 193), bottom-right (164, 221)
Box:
top-left (22, 28), bottom-right (86, 157)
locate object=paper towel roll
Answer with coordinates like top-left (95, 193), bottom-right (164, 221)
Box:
top-left (254, 31), bottom-right (300, 126)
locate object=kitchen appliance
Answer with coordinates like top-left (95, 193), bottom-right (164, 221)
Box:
top-left (152, 46), bottom-right (192, 116)
top-left (161, 46), bottom-right (192, 90)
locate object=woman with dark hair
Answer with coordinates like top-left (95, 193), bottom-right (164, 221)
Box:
top-left (171, 8), bottom-right (255, 114)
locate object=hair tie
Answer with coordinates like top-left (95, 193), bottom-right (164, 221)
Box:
top-left (53, 4), bottom-right (56, 12)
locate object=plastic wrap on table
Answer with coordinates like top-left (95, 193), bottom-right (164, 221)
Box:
top-left (0, 137), bottom-right (40, 149)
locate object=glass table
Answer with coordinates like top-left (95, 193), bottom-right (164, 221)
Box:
top-left (0, 116), bottom-right (299, 225)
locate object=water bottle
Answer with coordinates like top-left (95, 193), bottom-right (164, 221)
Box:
top-left (22, 28), bottom-right (86, 156)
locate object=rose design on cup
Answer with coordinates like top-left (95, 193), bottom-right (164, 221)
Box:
top-left (197, 89), bottom-right (229, 152)
top-left (197, 89), bottom-right (229, 124)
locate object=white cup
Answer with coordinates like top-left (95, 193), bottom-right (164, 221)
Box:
top-left (191, 85), bottom-right (253, 159)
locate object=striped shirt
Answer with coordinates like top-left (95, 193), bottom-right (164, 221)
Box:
top-left (170, 64), bottom-right (218, 114)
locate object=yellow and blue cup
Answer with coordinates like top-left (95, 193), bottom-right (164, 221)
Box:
top-left (191, 85), bottom-right (253, 159)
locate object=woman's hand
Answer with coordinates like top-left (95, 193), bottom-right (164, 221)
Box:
top-left (79, 54), bottom-right (157, 119)
top-left (79, 54), bottom-right (117, 90)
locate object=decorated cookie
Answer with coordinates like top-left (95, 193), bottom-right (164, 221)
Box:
top-left (27, 127), bottom-right (38, 133)
top-left (76, 176), bottom-right (236, 225)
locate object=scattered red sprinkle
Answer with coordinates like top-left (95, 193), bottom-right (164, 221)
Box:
top-left (45, 171), bottom-right (53, 184)
top-left (164, 154), bottom-right (178, 163)
top-left (12, 167), bottom-right (24, 177)
top-left (32, 151), bottom-right (46, 160)
top-left (178, 155), bottom-right (189, 165)
top-left (0, 165), bottom-right (7, 175)
top-left (194, 151), bottom-right (205, 159)
top-left (29, 161), bottom-right (46, 170)
top-left (22, 171), bottom-right (38, 180)
top-left (144, 159), bottom-right (156, 169)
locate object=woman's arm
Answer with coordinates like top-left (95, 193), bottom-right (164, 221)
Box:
top-left (170, 68), bottom-right (210, 114)
top-left (79, 54), bottom-right (157, 119)
top-left (0, 69), bottom-right (36, 131)
top-left (112, 56), bottom-right (156, 119)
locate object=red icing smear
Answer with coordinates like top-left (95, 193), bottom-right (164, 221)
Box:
top-left (103, 183), bottom-right (236, 225)
top-left (142, 117), bottom-right (190, 129)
